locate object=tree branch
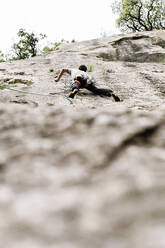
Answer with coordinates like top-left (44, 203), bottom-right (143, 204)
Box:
top-left (128, 4), bottom-right (150, 31)
top-left (147, 0), bottom-right (154, 30)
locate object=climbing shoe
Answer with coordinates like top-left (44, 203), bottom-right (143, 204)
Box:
top-left (69, 88), bottom-right (78, 99)
top-left (112, 94), bottom-right (121, 102)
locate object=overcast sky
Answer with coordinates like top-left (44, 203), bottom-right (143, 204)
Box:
top-left (1, 0), bottom-right (120, 53)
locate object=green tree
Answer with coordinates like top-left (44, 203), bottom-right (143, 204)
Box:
top-left (112, 0), bottom-right (165, 32)
top-left (12, 29), bottom-right (46, 60)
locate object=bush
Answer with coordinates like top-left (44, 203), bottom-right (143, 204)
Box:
top-left (12, 28), bottom-right (46, 60)
top-left (0, 50), bottom-right (5, 63)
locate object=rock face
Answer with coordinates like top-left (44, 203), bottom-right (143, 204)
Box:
top-left (0, 30), bottom-right (165, 248)
top-left (60, 30), bottom-right (165, 62)
top-left (101, 31), bottom-right (165, 62)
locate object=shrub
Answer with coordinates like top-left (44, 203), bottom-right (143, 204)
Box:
top-left (0, 50), bottom-right (5, 63)
top-left (88, 65), bottom-right (94, 72)
top-left (12, 28), bottom-right (46, 60)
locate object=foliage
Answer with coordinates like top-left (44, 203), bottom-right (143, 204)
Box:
top-left (42, 39), bottom-right (71, 54)
top-left (0, 85), bottom-right (6, 90)
top-left (12, 29), bottom-right (46, 60)
top-left (43, 46), bottom-right (54, 54)
top-left (0, 50), bottom-right (5, 62)
top-left (103, 68), bottom-right (114, 73)
top-left (49, 68), bottom-right (54, 72)
top-left (112, 0), bottom-right (165, 32)
top-left (43, 42), bottom-right (61, 54)
top-left (54, 42), bottom-right (61, 50)
top-left (88, 65), bottom-right (94, 72)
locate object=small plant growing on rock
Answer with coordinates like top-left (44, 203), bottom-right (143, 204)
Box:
top-left (43, 46), bottom-right (54, 54)
top-left (88, 65), bottom-right (94, 72)
top-left (49, 68), bottom-right (54, 72)
top-left (54, 42), bottom-right (61, 50)
top-left (0, 85), bottom-right (6, 90)
top-left (103, 68), bottom-right (115, 73)
top-left (0, 51), bottom-right (5, 63)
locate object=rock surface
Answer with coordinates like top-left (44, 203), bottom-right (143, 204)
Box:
top-left (0, 30), bottom-right (165, 248)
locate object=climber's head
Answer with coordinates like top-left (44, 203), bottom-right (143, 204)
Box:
top-left (79, 65), bottom-right (87, 72)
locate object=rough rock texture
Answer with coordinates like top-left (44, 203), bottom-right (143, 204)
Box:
top-left (0, 30), bottom-right (165, 248)
top-left (60, 30), bottom-right (165, 62)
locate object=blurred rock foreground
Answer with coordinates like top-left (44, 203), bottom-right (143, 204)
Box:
top-left (0, 30), bottom-right (165, 248)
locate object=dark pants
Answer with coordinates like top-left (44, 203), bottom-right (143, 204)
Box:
top-left (86, 83), bottom-right (113, 96)
top-left (69, 80), bottom-right (120, 101)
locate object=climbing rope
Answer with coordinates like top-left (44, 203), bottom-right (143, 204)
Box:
top-left (64, 95), bottom-right (73, 104)
top-left (0, 85), bottom-right (73, 104)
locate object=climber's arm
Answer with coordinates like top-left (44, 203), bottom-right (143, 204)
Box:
top-left (55, 69), bottom-right (69, 82)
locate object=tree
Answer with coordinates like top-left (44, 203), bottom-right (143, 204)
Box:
top-left (12, 29), bottom-right (46, 60)
top-left (112, 0), bottom-right (165, 32)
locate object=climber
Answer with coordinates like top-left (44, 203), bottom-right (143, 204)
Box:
top-left (55, 65), bottom-right (121, 101)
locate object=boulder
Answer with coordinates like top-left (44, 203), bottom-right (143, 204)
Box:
top-left (85, 30), bottom-right (165, 62)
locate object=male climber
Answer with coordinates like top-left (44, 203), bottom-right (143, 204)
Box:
top-left (55, 65), bottom-right (121, 101)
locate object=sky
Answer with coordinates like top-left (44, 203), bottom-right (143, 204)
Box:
top-left (0, 0), bottom-right (120, 53)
